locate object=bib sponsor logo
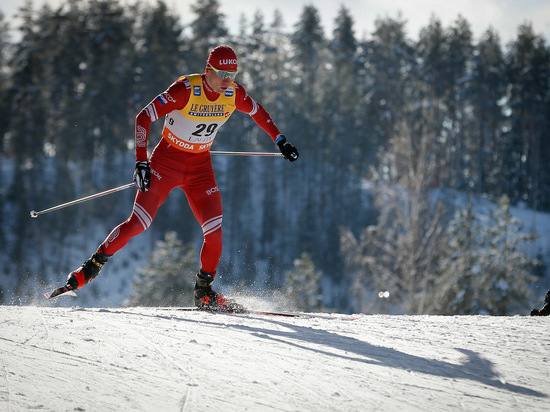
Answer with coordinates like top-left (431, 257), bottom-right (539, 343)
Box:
top-left (189, 103), bottom-right (226, 118)
top-left (193, 85), bottom-right (201, 96)
top-left (166, 132), bottom-right (213, 152)
top-left (224, 87), bottom-right (234, 97)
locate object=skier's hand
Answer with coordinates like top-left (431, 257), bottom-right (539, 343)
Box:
top-left (134, 161), bottom-right (151, 193)
top-left (276, 135), bottom-right (299, 162)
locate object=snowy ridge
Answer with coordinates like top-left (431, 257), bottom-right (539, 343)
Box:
top-left (0, 306), bottom-right (548, 411)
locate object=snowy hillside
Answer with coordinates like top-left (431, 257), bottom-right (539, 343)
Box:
top-left (1, 306), bottom-right (548, 411)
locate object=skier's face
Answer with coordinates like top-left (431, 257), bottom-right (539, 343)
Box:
top-left (205, 67), bottom-right (235, 94)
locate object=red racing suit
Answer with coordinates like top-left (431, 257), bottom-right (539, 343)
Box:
top-left (98, 73), bottom-right (281, 276)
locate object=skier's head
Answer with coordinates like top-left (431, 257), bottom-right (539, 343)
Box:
top-left (205, 45), bottom-right (238, 94)
top-left (206, 45), bottom-right (238, 78)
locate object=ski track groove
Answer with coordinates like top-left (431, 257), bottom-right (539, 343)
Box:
top-left (39, 310), bottom-right (198, 412)
top-left (242, 342), bottom-right (302, 411)
top-left (34, 310), bottom-right (69, 412)
top-left (0, 334), bottom-right (181, 388)
top-left (171, 312), bottom-right (305, 411)
top-left (245, 318), bottom-right (365, 410)
top-left (35, 307), bottom-right (53, 351)
top-left (512, 395), bottom-right (527, 412)
top-left (101, 317), bottom-right (202, 407)
top-left (179, 386), bottom-right (191, 412)
top-left (291, 352), bottom-right (353, 409)
top-left (2, 363), bottom-right (12, 412)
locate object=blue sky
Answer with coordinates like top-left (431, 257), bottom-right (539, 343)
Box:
top-left (1, 0), bottom-right (549, 43)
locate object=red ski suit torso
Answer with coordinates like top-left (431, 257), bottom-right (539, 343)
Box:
top-left (99, 74), bottom-right (281, 275)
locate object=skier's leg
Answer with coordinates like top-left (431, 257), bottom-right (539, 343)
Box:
top-left (66, 161), bottom-right (176, 290)
top-left (100, 188), bottom-right (169, 255)
top-left (186, 178), bottom-right (223, 276)
top-left (180, 158), bottom-right (243, 310)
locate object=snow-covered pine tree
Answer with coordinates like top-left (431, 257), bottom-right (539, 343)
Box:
top-left (429, 203), bottom-right (483, 314)
top-left (478, 196), bottom-right (539, 314)
top-left (127, 231), bottom-right (198, 307)
top-left (283, 253), bottom-right (323, 312)
top-left (433, 196), bottom-right (539, 315)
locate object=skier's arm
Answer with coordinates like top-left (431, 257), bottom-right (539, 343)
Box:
top-left (234, 82), bottom-right (281, 142)
top-left (135, 79), bottom-right (191, 162)
top-left (235, 82), bottom-right (298, 161)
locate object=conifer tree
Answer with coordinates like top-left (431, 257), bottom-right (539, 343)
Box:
top-left (443, 15), bottom-right (474, 189)
top-left (433, 196), bottom-right (538, 315)
top-left (414, 15), bottom-right (449, 187)
top-left (469, 28), bottom-right (506, 195)
top-left (290, 4), bottom-right (325, 136)
top-left (4, 2), bottom-right (52, 298)
top-left (189, 0), bottom-right (228, 62)
top-left (283, 252), bottom-right (323, 312)
top-left (364, 14), bottom-right (414, 149)
top-left (429, 203), bottom-right (481, 314)
top-left (506, 24), bottom-right (550, 210)
top-left (0, 11), bottom-right (10, 251)
top-left (0, 11), bottom-right (9, 156)
top-left (134, 0), bottom-right (185, 106)
top-left (127, 231), bottom-right (198, 306)
top-left (289, 5), bottom-right (325, 272)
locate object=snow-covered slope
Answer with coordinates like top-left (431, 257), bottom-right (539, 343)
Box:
top-left (0, 306), bottom-right (548, 411)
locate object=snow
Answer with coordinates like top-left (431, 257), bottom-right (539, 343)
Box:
top-left (1, 305), bottom-right (548, 411)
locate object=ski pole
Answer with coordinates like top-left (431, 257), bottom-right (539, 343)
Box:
top-left (29, 152), bottom-right (282, 218)
top-left (30, 182), bottom-right (135, 218)
top-left (210, 151), bottom-right (282, 156)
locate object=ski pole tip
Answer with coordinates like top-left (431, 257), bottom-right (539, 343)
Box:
top-left (30, 210), bottom-right (38, 218)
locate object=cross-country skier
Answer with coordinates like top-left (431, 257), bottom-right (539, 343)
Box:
top-left (530, 290), bottom-right (550, 316)
top-left (54, 45), bottom-right (299, 310)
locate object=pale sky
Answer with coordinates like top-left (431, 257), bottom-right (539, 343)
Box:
top-left (1, 0), bottom-right (550, 43)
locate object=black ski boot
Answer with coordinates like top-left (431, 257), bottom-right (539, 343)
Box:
top-left (194, 272), bottom-right (246, 312)
top-left (530, 290), bottom-right (550, 316)
top-left (66, 252), bottom-right (109, 290)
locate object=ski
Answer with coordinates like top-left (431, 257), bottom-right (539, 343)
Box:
top-left (44, 286), bottom-right (77, 299)
top-left (236, 310), bottom-right (359, 320)
top-left (156, 307), bottom-right (359, 320)
top-left (157, 307), bottom-right (290, 316)
top-left (42, 295), bottom-right (358, 320)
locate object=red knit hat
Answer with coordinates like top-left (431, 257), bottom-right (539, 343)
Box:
top-left (207, 45), bottom-right (238, 71)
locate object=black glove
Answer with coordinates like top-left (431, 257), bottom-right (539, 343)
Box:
top-left (276, 135), bottom-right (299, 162)
top-left (134, 161), bottom-right (151, 193)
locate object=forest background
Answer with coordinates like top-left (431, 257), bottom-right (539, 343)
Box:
top-left (1, 0), bottom-right (550, 315)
